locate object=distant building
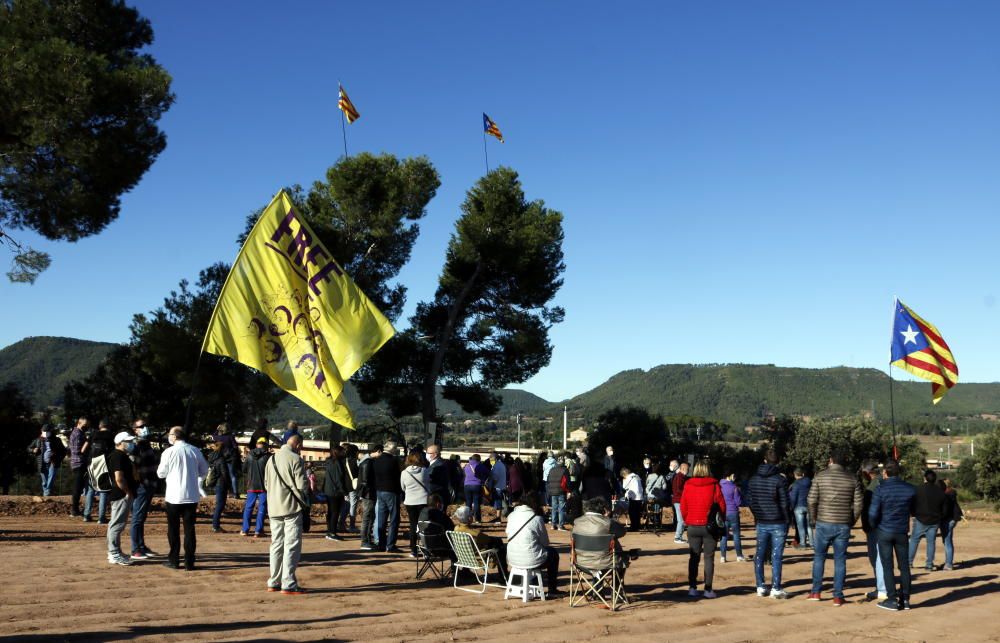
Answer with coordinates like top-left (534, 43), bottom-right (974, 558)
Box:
top-left (569, 428), bottom-right (589, 443)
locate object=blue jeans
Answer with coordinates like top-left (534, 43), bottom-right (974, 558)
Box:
top-left (550, 494), bottom-right (566, 528)
top-left (811, 521), bottom-right (850, 597)
top-left (242, 490), bottom-right (267, 533)
top-left (464, 485), bottom-right (482, 522)
top-left (941, 520), bottom-right (956, 567)
top-left (794, 506), bottom-right (813, 546)
top-left (866, 531), bottom-right (886, 594)
top-left (130, 484), bottom-right (153, 553)
top-left (720, 514), bottom-right (743, 558)
top-left (878, 529), bottom-right (911, 601)
top-left (212, 484), bottom-right (228, 530)
top-left (674, 502), bottom-right (686, 540)
top-left (226, 462), bottom-right (239, 498)
top-left (374, 491), bottom-right (400, 550)
top-left (39, 463), bottom-right (56, 496)
top-left (908, 518), bottom-right (937, 568)
top-left (84, 487), bottom-right (108, 521)
top-left (754, 524), bottom-right (787, 590)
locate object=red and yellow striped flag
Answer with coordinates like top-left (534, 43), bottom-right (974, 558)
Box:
top-left (338, 85), bottom-right (360, 123)
top-left (890, 299), bottom-right (958, 403)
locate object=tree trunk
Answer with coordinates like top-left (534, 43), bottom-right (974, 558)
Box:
top-left (421, 261), bottom-right (482, 429)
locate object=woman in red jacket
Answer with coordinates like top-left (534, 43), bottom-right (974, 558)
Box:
top-left (680, 460), bottom-right (726, 598)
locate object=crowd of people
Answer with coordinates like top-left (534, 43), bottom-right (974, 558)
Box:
top-left (26, 418), bottom-right (968, 609)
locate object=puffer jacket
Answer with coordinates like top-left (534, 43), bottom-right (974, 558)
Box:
top-left (323, 457), bottom-right (349, 497)
top-left (869, 475), bottom-right (916, 534)
top-left (680, 477), bottom-right (725, 526)
top-left (807, 463), bottom-right (864, 526)
top-left (720, 479), bottom-right (742, 516)
top-left (748, 464), bottom-right (790, 524)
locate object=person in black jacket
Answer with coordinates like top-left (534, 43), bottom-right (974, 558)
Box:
top-left (748, 450), bottom-right (791, 598)
top-left (908, 469), bottom-right (946, 570)
top-left (338, 443), bottom-right (360, 532)
top-left (372, 442), bottom-right (403, 552)
top-left (241, 437), bottom-right (271, 536)
top-left (206, 438), bottom-right (233, 533)
top-left (939, 478), bottom-right (963, 571)
top-left (426, 444), bottom-right (451, 503)
top-left (323, 445), bottom-right (349, 541)
top-left (357, 444), bottom-right (380, 550)
top-left (82, 420), bottom-right (115, 522)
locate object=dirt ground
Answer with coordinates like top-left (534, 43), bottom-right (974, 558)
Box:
top-left (1, 496), bottom-right (999, 643)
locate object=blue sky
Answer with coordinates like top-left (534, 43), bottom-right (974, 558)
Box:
top-left (3, 1), bottom-right (999, 402)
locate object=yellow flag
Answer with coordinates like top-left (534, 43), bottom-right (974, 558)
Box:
top-left (202, 190), bottom-right (395, 428)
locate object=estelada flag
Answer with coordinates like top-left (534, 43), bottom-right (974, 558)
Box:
top-left (201, 190), bottom-right (395, 427)
top-left (890, 299), bottom-right (958, 404)
top-left (338, 84), bottom-right (360, 123)
top-left (483, 113), bottom-right (504, 142)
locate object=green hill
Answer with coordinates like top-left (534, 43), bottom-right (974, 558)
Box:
top-left (559, 363), bottom-right (1000, 427)
top-left (0, 336), bottom-right (117, 408)
top-left (3, 337), bottom-right (996, 428)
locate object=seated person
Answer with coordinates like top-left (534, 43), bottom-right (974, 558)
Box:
top-left (572, 496), bottom-right (631, 575)
top-left (505, 492), bottom-right (561, 596)
top-left (417, 493), bottom-right (455, 559)
top-left (454, 505), bottom-right (508, 572)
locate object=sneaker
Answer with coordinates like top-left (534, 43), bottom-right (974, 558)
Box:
top-left (757, 587), bottom-right (769, 597)
top-left (877, 599), bottom-right (900, 611)
top-left (266, 586), bottom-right (280, 592)
top-left (703, 590), bottom-right (717, 599)
top-left (771, 589), bottom-right (789, 599)
top-left (807, 592), bottom-right (821, 601)
top-left (83, 516), bottom-right (93, 522)
top-left (409, 551), bottom-right (418, 558)
top-left (832, 597), bottom-right (845, 606)
top-left (281, 587), bottom-right (307, 595)
top-left (901, 597), bottom-right (911, 610)
top-left (130, 550), bottom-right (149, 560)
top-left (687, 587), bottom-right (700, 597)
top-left (720, 557), bottom-right (728, 563)
top-left (385, 546), bottom-right (402, 554)
top-left (944, 565), bottom-right (954, 571)
top-left (325, 534), bottom-right (343, 541)
top-left (736, 556), bottom-right (746, 562)
top-left (141, 547), bottom-right (158, 557)
top-left (109, 554), bottom-right (132, 566)
top-left (253, 532), bottom-right (265, 538)
top-left (674, 538), bottom-right (686, 544)
top-left (162, 561), bottom-right (181, 570)
top-left (360, 543), bottom-right (374, 551)
top-left (240, 531), bottom-right (249, 536)
top-left (211, 527), bottom-right (223, 533)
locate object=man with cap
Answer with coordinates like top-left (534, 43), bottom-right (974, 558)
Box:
top-left (106, 431), bottom-right (138, 565)
top-left (157, 426), bottom-right (209, 571)
top-left (242, 436), bottom-right (272, 537)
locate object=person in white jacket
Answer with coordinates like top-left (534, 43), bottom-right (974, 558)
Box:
top-left (156, 426), bottom-right (209, 571)
top-left (505, 493), bottom-right (561, 596)
top-left (622, 467), bottom-right (646, 533)
top-left (400, 451), bottom-right (429, 557)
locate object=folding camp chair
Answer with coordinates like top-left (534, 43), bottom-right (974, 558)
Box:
top-left (643, 500), bottom-right (663, 534)
top-left (569, 532), bottom-right (629, 611)
top-left (446, 530), bottom-right (507, 594)
top-left (415, 520), bottom-right (453, 582)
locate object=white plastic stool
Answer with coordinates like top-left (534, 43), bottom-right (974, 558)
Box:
top-left (504, 566), bottom-right (546, 602)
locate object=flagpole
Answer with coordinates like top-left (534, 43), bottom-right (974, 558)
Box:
top-left (483, 129), bottom-right (489, 174)
top-left (340, 105), bottom-right (349, 159)
top-left (888, 296), bottom-right (898, 459)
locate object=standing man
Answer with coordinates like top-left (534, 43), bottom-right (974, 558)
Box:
top-left (426, 444), bottom-right (450, 504)
top-left (373, 440), bottom-right (402, 553)
top-left (869, 459), bottom-right (917, 611)
top-left (130, 420), bottom-right (160, 559)
top-left (748, 450), bottom-right (791, 599)
top-left (909, 469), bottom-right (946, 571)
top-left (789, 468), bottom-right (812, 549)
top-left (69, 418), bottom-right (89, 516)
top-left (860, 461), bottom-right (887, 602)
top-left (807, 448), bottom-right (864, 605)
top-left (157, 426), bottom-right (209, 571)
top-left (106, 432), bottom-right (138, 566)
top-left (357, 444), bottom-right (380, 550)
top-left (672, 461), bottom-right (690, 544)
top-left (489, 451), bottom-right (508, 517)
top-left (264, 434), bottom-right (309, 594)
top-left (281, 421), bottom-right (301, 445)
top-left (82, 420), bottom-right (115, 523)
top-left (28, 424), bottom-right (66, 497)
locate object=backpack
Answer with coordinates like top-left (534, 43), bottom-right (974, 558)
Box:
top-left (88, 454), bottom-right (113, 492)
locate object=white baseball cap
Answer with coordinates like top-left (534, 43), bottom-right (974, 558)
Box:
top-left (114, 432), bottom-right (136, 445)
